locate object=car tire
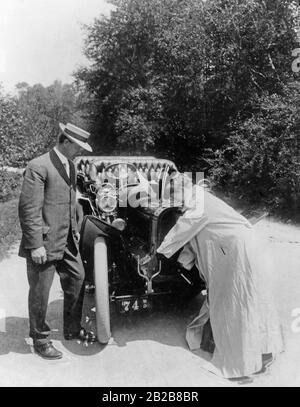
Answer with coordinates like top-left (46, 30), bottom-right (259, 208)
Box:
top-left (94, 237), bottom-right (111, 344)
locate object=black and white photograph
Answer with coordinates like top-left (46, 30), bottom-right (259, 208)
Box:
top-left (0, 0), bottom-right (300, 389)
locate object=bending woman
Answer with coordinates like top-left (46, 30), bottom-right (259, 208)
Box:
top-left (157, 174), bottom-right (284, 379)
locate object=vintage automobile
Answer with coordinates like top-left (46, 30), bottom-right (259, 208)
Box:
top-left (75, 156), bottom-right (205, 344)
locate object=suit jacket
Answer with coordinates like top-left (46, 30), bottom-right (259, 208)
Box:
top-left (18, 149), bottom-right (79, 261)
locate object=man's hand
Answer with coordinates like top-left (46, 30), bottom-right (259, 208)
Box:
top-left (31, 247), bottom-right (47, 265)
top-left (75, 232), bottom-right (80, 243)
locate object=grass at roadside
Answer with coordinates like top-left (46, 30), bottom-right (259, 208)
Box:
top-left (0, 198), bottom-right (21, 262)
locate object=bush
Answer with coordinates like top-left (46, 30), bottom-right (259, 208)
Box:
top-left (76, 0), bottom-right (299, 166)
top-left (1, 81), bottom-right (89, 168)
top-left (0, 170), bottom-right (23, 203)
top-left (0, 171), bottom-right (22, 260)
top-left (0, 199), bottom-right (21, 262)
top-left (208, 86), bottom-right (300, 218)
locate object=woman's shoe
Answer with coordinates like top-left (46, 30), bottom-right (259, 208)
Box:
top-left (262, 353), bottom-right (273, 369)
top-left (229, 376), bottom-right (254, 385)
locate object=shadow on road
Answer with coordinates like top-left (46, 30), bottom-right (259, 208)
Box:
top-left (0, 299), bottom-right (105, 357)
top-left (48, 298), bottom-right (106, 356)
top-left (0, 316), bottom-right (31, 355)
top-left (104, 293), bottom-right (206, 350)
top-left (48, 292), bottom-right (203, 357)
top-left (0, 299), bottom-right (65, 356)
top-left (0, 292), bottom-right (206, 358)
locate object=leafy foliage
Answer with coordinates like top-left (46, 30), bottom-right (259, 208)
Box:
top-left (76, 0), bottom-right (299, 161)
top-left (208, 84), bottom-right (300, 215)
top-left (0, 93), bottom-right (26, 167)
top-left (0, 170), bottom-right (23, 202)
top-left (1, 0), bottom-right (300, 217)
top-left (0, 198), bottom-right (21, 262)
top-left (0, 81), bottom-right (89, 167)
top-left (75, 0), bottom-right (300, 215)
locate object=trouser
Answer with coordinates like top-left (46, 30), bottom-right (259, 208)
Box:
top-left (26, 236), bottom-right (85, 346)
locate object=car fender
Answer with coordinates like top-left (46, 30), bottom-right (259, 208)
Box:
top-left (80, 215), bottom-right (122, 282)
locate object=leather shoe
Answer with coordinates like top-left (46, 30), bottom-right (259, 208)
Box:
top-left (34, 342), bottom-right (63, 360)
top-left (64, 327), bottom-right (97, 343)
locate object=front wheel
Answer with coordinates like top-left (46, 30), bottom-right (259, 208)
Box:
top-left (94, 237), bottom-right (111, 344)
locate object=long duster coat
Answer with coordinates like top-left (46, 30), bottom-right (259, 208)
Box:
top-left (157, 186), bottom-right (284, 378)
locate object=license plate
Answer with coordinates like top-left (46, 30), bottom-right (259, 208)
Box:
top-left (118, 297), bottom-right (150, 313)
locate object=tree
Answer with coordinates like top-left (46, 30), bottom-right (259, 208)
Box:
top-left (208, 83), bottom-right (300, 215)
top-left (76, 0), bottom-right (299, 168)
top-left (0, 89), bottom-right (25, 166)
top-left (0, 81), bottom-right (88, 167)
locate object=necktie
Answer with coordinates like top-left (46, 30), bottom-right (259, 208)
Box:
top-left (63, 162), bottom-right (70, 178)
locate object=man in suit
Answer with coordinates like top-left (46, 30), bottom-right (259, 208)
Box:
top-left (19, 123), bottom-right (94, 359)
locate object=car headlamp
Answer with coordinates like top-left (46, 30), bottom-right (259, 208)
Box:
top-left (96, 184), bottom-right (117, 213)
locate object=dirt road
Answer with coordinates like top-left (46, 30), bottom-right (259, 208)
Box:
top-left (0, 218), bottom-right (299, 387)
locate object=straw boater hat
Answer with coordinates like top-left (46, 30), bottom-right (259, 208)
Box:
top-left (59, 123), bottom-right (92, 152)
